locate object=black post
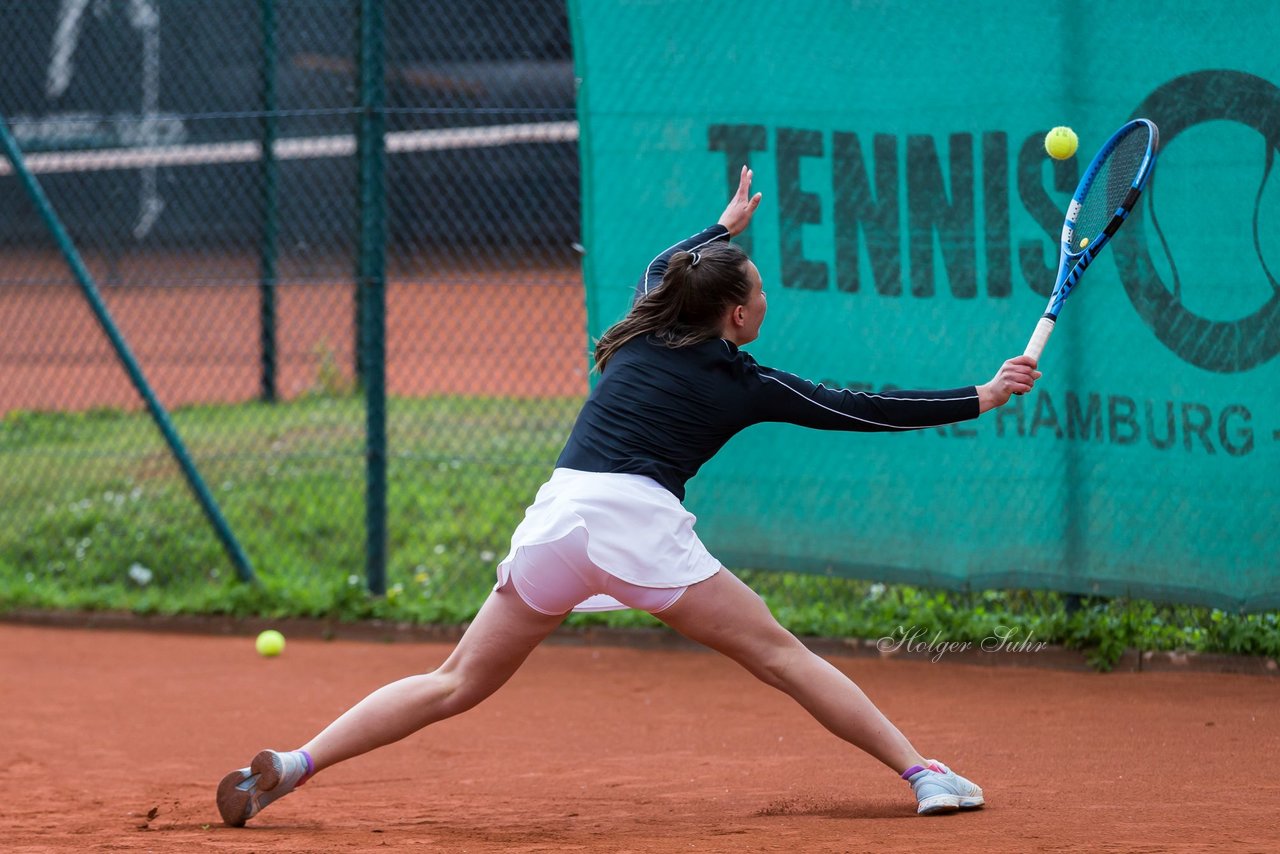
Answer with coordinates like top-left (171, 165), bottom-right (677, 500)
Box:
top-left (356, 0), bottom-right (388, 595)
top-left (258, 0), bottom-right (280, 402)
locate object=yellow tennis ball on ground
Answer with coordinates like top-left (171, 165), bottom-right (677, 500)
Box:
top-left (1045, 126), bottom-right (1078, 160)
top-left (255, 629), bottom-right (285, 657)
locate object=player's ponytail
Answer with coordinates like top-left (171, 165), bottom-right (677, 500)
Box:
top-left (594, 242), bottom-right (752, 371)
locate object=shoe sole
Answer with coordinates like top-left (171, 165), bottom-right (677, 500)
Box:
top-left (216, 750), bottom-right (284, 827)
top-left (215, 767), bottom-right (257, 827)
top-left (917, 794), bottom-right (985, 815)
top-left (251, 749), bottom-right (285, 791)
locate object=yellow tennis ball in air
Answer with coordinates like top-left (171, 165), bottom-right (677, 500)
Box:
top-left (1045, 126), bottom-right (1078, 160)
top-left (255, 629), bottom-right (286, 657)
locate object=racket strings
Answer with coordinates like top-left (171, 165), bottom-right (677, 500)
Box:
top-left (1073, 127), bottom-right (1150, 247)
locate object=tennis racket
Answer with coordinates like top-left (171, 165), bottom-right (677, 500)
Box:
top-left (1024, 118), bottom-right (1160, 361)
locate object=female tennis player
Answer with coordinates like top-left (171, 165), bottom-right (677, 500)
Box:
top-left (217, 165), bottom-right (1040, 824)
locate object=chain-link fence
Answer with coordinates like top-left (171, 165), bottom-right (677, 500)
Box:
top-left (0, 0), bottom-right (582, 615)
top-left (5, 1), bottom-right (1277, 620)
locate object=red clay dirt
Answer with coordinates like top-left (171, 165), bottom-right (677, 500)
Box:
top-left (0, 263), bottom-right (588, 414)
top-left (2, 622), bottom-right (1277, 853)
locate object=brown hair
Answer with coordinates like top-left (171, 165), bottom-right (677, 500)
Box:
top-left (594, 242), bottom-right (752, 371)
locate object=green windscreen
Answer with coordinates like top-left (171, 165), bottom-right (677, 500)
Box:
top-left (569, 1), bottom-right (1280, 610)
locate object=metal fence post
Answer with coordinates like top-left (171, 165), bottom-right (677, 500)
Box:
top-left (258, 0), bottom-right (280, 403)
top-left (357, 0), bottom-right (388, 595)
top-left (0, 114), bottom-right (257, 584)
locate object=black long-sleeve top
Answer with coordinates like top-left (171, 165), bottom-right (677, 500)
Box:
top-left (556, 224), bottom-right (980, 500)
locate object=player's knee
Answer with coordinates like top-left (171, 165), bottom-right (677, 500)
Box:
top-left (420, 666), bottom-right (476, 713)
top-left (426, 666), bottom-right (463, 696)
top-left (744, 633), bottom-right (808, 690)
top-left (432, 660), bottom-right (512, 714)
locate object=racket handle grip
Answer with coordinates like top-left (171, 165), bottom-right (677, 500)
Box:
top-left (1024, 317), bottom-right (1055, 362)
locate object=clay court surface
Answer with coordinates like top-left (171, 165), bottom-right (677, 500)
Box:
top-left (3, 623), bottom-right (1278, 853)
top-left (0, 258), bottom-right (589, 414)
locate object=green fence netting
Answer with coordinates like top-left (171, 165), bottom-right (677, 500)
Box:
top-left (0, 0), bottom-right (580, 614)
top-left (570, 0), bottom-right (1280, 610)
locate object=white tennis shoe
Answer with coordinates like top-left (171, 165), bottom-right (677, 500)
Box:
top-left (903, 760), bottom-right (985, 815)
top-left (216, 748), bottom-right (313, 827)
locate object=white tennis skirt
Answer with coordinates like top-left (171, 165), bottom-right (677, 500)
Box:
top-left (495, 468), bottom-right (723, 612)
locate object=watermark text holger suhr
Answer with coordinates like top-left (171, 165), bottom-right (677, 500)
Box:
top-left (877, 626), bottom-right (1049, 663)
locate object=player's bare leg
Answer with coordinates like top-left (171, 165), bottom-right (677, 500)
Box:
top-left (654, 568), bottom-right (982, 814)
top-left (302, 584), bottom-right (566, 768)
top-left (217, 585), bottom-right (565, 825)
top-left (656, 567), bottom-right (926, 770)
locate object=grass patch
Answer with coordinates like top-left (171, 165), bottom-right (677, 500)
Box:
top-left (1, 396), bottom-right (1276, 670)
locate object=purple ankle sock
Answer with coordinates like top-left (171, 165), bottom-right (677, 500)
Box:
top-left (298, 750), bottom-right (315, 785)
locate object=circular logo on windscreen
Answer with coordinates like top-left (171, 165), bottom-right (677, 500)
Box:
top-left (1118, 70), bottom-right (1280, 373)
